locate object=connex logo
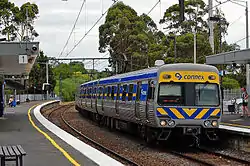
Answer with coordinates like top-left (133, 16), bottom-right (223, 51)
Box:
top-left (175, 73), bottom-right (182, 80)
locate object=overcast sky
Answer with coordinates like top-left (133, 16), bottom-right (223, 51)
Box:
top-left (10, 0), bottom-right (249, 70)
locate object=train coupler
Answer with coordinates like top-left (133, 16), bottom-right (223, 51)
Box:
top-left (205, 130), bottom-right (219, 141)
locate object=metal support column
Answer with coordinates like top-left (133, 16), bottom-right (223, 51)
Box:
top-left (46, 62), bottom-right (49, 100)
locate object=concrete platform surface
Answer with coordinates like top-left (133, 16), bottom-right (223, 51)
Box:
top-left (0, 101), bottom-right (98, 166)
top-left (220, 114), bottom-right (250, 135)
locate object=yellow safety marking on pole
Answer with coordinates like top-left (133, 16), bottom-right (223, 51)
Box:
top-left (195, 108), bottom-right (209, 119)
top-left (28, 104), bottom-right (81, 166)
top-left (169, 108), bottom-right (185, 119)
top-left (210, 109), bottom-right (220, 116)
top-left (157, 108), bottom-right (168, 115)
top-left (220, 122), bottom-right (250, 129)
top-left (183, 108), bottom-right (197, 117)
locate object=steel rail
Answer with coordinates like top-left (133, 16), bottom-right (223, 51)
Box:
top-left (60, 107), bottom-right (139, 166)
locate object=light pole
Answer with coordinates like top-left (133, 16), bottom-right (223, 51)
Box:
top-left (193, 27), bottom-right (196, 64)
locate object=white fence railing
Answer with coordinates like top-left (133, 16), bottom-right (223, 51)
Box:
top-left (223, 89), bottom-right (242, 101)
top-left (4, 94), bottom-right (57, 104)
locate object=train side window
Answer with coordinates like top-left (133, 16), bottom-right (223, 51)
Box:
top-left (147, 80), bottom-right (155, 100)
top-left (90, 88), bottom-right (92, 99)
top-left (128, 84), bottom-right (134, 101)
top-left (93, 88), bottom-right (96, 99)
top-left (122, 84), bottom-right (127, 101)
top-left (107, 86), bottom-right (111, 100)
top-left (83, 89), bottom-right (85, 99)
top-left (98, 87), bottom-right (102, 99)
top-left (136, 82), bottom-right (141, 101)
top-left (116, 84), bottom-right (120, 100)
top-left (103, 86), bottom-right (107, 99)
top-left (111, 86), bottom-right (115, 100)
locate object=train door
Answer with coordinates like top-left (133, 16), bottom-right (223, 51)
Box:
top-left (135, 81), bottom-right (141, 120)
top-left (146, 80), bottom-right (155, 121)
top-left (115, 84), bottom-right (120, 115)
top-left (140, 80), bottom-right (149, 122)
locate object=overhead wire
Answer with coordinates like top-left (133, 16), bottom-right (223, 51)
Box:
top-left (65, 0), bottom-right (119, 57)
top-left (58, 0), bottom-right (87, 57)
top-left (147, 0), bottom-right (161, 15)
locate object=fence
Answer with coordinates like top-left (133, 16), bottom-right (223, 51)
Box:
top-left (4, 94), bottom-right (57, 104)
top-left (223, 89), bottom-right (242, 101)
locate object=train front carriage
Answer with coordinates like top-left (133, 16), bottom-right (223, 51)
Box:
top-left (154, 64), bottom-right (221, 141)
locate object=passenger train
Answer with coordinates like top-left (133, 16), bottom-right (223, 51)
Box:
top-left (75, 63), bottom-right (222, 144)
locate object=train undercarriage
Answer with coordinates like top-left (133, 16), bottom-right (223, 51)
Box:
top-left (76, 105), bottom-right (219, 147)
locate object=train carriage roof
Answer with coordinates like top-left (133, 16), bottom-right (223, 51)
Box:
top-left (80, 63), bottom-right (218, 87)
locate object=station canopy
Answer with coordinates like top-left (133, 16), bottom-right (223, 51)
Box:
top-left (206, 48), bottom-right (250, 65)
top-left (0, 42), bottom-right (39, 77)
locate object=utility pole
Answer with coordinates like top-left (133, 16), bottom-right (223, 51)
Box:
top-left (208, 0), bottom-right (215, 53)
top-left (246, 1), bottom-right (249, 89)
top-left (193, 28), bottom-right (196, 64)
top-left (46, 61), bottom-right (49, 100)
top-left (59, 73), bottom-right (62, 100)
top-left (174, 36), bottom-right (177, 63)
top-left (92, 59), bottom-right (95, 80)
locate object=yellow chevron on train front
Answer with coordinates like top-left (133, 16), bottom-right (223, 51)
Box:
top-left (156, 107), bottom-right (221, 119)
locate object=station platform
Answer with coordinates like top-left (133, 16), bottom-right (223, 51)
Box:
top-left (0, 101), bottom-right (122, 166)
top-left (220, 113), bottom-right (250, 135)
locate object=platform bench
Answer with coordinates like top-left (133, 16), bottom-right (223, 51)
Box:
top-left (0, 145), bottom-right (26, 166)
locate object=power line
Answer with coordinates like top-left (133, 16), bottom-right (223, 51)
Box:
top-left (233, 35), bottom-right (250, 44)
top-left (228, 15), bottom-right (243, 27)
top-left (65, 0), bottom-right (119, 57)
top-left (207, 0), bottom-right (231, 10)
top-left (147, 0), bottom-right (161, 15)
top-left (58, 0), bottom-right (87, 57)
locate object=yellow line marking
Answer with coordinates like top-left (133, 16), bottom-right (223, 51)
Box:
top-left (195, 108), bottom-right (209, 119)
top-left (157, 108), bottom-right (168, 115)
top-left (230, 119), bottom-right (243, 122)
top-left (220, 122), bottom-right (250, 129)
top-left (169, 108), bottom-right (184, 119)
top-left (28, 104), bottom-right (81, 166)
top-left (211, 109), bottom-right (221, 116)
top-left (183, 108), bottom-right (197, 117)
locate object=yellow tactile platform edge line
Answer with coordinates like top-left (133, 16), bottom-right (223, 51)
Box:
top-left (221, 122), bottom-right (250, 129)
top-left (28, 104), bottom-right (81, 166)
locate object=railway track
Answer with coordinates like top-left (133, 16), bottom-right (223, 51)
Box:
top-left (59, 106), bottom-right (140, 166)
top-left (46, 104), bottom-right (250, 166)
top-left (169, 146), bottom-right (250, 166)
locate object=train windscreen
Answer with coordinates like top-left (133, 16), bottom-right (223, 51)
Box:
top-left (158, 83), bottom-right (185, 106)
top-left (195, 84), bottom-right (219, 106)
top-left (158, 83), bottom-right (219, 106)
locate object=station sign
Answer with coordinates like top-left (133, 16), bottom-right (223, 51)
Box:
top-left (19, 55), bottom-right (28, 64)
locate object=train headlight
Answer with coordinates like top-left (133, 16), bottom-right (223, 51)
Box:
top-left (212, 121), bottom-right (218, 127)
top-left (160, 120), bottom-right (167, 126)
top-left (167, 120), bottom-right (175, 126)
top-left (204, 120), bottom-right (211, 127)
top-left (163, 74), bottom-right (171, 79)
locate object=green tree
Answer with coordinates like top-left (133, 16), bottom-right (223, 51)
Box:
top-left (0, 1), bottom-right (39, 41)
top-left (99, 2), bottom-right (167, 73)
top-left (165, 32), bottom-right (212, 64)
top-left (28, 51), bottom-right (56, 93)
top-left (222, 77), bottom-right (240, 89)
top-left (160, 0), bottom-right (208, 34)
